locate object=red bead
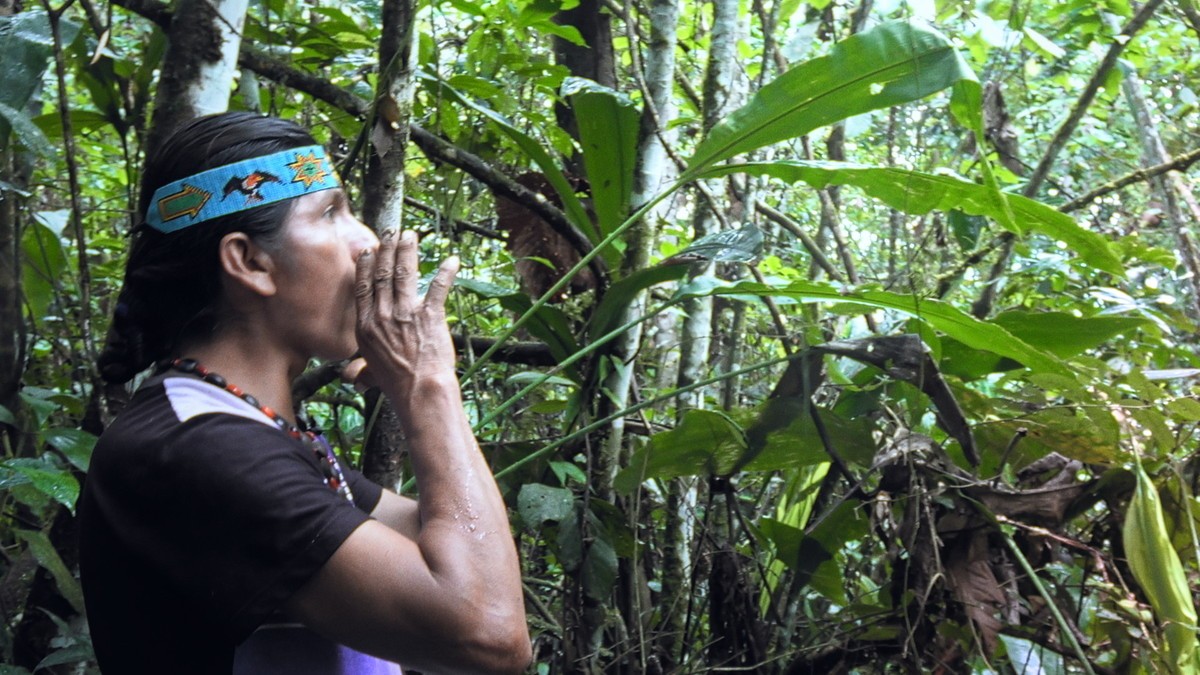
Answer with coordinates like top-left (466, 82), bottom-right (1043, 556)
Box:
top-left (261, 405), bottom-right (275, 418)
top-left (227, 385), bottom-right (243, 397)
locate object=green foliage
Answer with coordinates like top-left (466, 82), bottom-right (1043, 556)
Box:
top-left (683, 21), bottom-right (977, 178)
top-left (693, 278), bottom-right (1070, 374)
top-left (1124, 462), bottom-right (1199, 673)
top-left (7, 0), bottom-right (1200, 671)
top-left (703, 160), bottom-right (1124, 275)
top-left (564, 77), bottom-right (639, 246)
top-left (0, 10), bottom-right (79, 152)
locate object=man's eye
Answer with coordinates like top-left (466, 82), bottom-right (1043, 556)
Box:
top-left (323, 205), bottom-right (337, 219)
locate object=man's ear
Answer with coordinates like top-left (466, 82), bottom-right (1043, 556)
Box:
top-left (218, 232), bottom-right (278, 298)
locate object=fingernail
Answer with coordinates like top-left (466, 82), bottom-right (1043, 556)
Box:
top-left (402, 230), bottom-right (416, 242)
top-left (381, 229), bottom-right (396, 241)
top-left (360, 248), bottom-right (373, 258)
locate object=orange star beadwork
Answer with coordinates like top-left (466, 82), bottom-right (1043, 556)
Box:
top-left (287, 151), bottom-right (330, 188)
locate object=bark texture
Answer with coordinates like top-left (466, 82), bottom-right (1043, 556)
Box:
top-left (360, 0), bottom-right (419, 490)
top-left (144, 0), bottom-right (248, 157)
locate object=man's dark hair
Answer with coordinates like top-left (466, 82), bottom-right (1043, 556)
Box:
top-left (98, 112), bottom-right (317, 384)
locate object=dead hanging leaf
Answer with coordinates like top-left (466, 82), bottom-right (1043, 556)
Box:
top-left (943, 531), bottom-right (1009, 654)
top-left (371, 118), bottom-right (394, 159)
top-left (494, 172), bottom-right (598, 303)
top-left (379, 95), bottom-right (403, 129)
top-left (983, 81), bottom-right (1022, 175)
top-left (370, 95), bottom-right (404, 159)
top-left (91, 28), bottom-right (111, 66)
top-left (872, 429), bottom-right (1097, 666)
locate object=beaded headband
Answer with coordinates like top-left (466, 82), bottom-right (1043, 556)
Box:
top-left (144, 145), bottom-right (341, 233)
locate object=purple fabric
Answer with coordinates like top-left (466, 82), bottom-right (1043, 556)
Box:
top-left (233, 624), bottom-right (402, 675)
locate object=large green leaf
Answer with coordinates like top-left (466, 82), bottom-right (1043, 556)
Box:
top-left (517, 483), bottom-right (575, 528)
top-left (2, 458), bottom-right (79, 512)
top-left (992, 310), bottom-right (1147, 358)
top-left (40, 428), bottom-right (97, 472)
top-left (684, 21), bottom-right (976, 178)
top-left (614, 409), bottom-right (746, 494)
top-left (700, 160), bottom-right (1124, 276)
top-left (0, 11), bottom-right (79, 148)
top-left (688, 279), bottom-right (1071, 376)
top-left (0, 102), bottom-right (52, 156)
top-left (14, 529), bottom-right (84, 614)
top-left (1124, 463), bottom-right (1199, 673)
top-left (741, 404), bottom-right (875, 472)
top-left (759, 498), bottom-right (868, 604)
top-left (21, 218), bottom-right (69, 321)
top-left (417, 70), bottom-right (596, 241)
top-left (564, 77), bottom-right (639, 246)
top-left (976, 406), bottom-right (1121, 465)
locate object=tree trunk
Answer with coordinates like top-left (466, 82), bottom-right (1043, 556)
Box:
top-left (600, 0), bottom-right (681, 669)
top-left (553, 0), bottom-right (616, 152)
top-left (1120, 63), bottom-right (1200, 320)
top-left (668, 0), bottom-right (743, 668)
top-left (676, 0), bottom-right (741, 413)
top-left (144, 0), bottom-right (249, 156)
top-left (0, 0), bottom-right (26, 449)
top-left (360, 0), bottom-right (418, 491)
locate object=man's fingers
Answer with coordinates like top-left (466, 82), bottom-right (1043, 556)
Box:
top-left (374, 228), bottom-right (399, 316)
top-left (354, 248), bottom-right (376, 326)
top-left (394, 230), bottom-right (418, 308)
top-left (425, 255), bottom-right (459, 308)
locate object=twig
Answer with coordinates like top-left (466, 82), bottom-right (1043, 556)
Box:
top-left (756, 201), bottom-right (842, 280)
top-left (403, 196), bottom-right (501, 240)
top-left (1060, 146), bottom-right (1200, 212)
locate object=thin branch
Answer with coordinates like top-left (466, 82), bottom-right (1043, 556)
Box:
top-left (756, 201), bottom-right (842, 280)
top-left (403, 196), bottom-right (501, 240)
top-left (1060, 146), bottom-right (1200, 212)
top-left (1024, 0), bottom-right (1166, 200)
top-left (45, 1), bottom-right (98, 377)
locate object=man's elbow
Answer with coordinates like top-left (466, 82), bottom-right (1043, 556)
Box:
top-left (465, 621), bottom-right (533, 674)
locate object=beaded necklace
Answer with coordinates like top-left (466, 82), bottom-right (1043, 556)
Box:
top-left (161, 358), bottom-right (355, 503)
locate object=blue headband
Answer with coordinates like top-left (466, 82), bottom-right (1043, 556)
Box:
top-left (144, 145), bottom-right (341, 233)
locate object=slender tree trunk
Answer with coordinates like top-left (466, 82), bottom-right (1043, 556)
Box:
top-left (600, 0), bottom-right (680, 670)
top-left (550, 0), bottom-right (622, 670)
top-left (669, 0), bottom-right (743, 669)
top-left (0, 0), bottom-right (26, 447)
top-left (1120, 62), bottom-right (1200, 320)
top-left (144, 0), bottom-right (249, 156)
top-left (361, 0), bottom-right (418, 490)
top-left (677, 0), bottom-right (741, 412)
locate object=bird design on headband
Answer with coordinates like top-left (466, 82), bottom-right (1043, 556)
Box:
top-left (223, 172), bottom-right (283, 204)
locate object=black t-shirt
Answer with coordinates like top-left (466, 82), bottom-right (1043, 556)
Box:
top-left (79, 374), bottom-right (384, 674)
